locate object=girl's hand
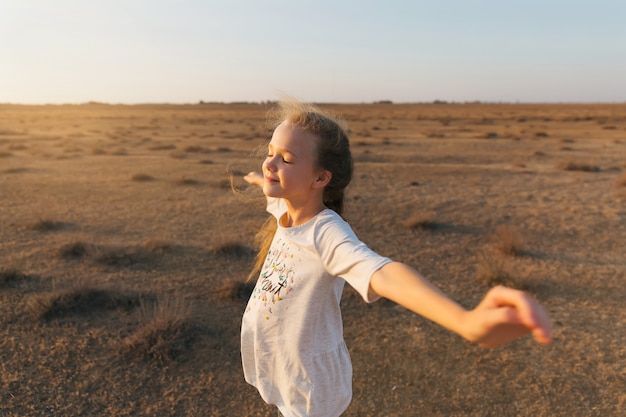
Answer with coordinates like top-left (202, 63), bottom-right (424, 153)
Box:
top-left (244, 171), bottom-right (264, 187)
top-left (462, 286), bottom-right (552, 348)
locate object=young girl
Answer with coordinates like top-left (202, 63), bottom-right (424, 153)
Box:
top-left (240, 101), bottom-right (551, 417)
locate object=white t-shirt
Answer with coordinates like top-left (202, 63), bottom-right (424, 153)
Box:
top-left (241, 198), bottom-right (391, 417)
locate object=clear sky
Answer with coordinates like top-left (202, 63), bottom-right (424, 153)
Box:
top-left (1, 0), bottom-right (625, 104)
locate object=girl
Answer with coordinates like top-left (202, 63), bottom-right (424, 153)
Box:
top-left (240, 101), bottom-right (551, 417)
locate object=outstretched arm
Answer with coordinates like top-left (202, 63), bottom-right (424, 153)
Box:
top-left (369, 262), bottom-right (552, 347)
top-left (244, 171), bottom-right (264, 187)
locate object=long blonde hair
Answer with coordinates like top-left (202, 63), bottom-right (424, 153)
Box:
top-left (248, 101), bottom-right (353, 281)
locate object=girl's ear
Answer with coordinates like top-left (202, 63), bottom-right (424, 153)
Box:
top-left (312, 170), bottom-right (332, 189)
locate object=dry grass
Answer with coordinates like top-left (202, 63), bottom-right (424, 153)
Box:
top-left (490, 224), bottom-right (527, 256)
top-left (215, 280), bottom-right (256, 302)
top-left (0, 267), bottom-right (30, 288)
top-left (26, 282), bottom-right (146, 320)
top-left (58, 241), bottom-right (96, 259)
top-left (402, 211), bottom-right (440, 230)
top-left (209, 240), bottom-right (255, 259)
top-left (615, 172), bottom-right (626, 187)
top-left (474, 250), bottom-right (534, 291)
top-left (29, 219), bottom-right (75, 232)
top-left (1, 102), bottom-right (624, 416)
top-left (558, 160), bottom-right (601, 172)
top-left (58, 240), bottom-right (169, 267)
top-left (174, 177), bottom-right (201, 186)
top-left (131, 173), bottom-right (156, 182)
top-left (119, 297), bottom-right (199, 364)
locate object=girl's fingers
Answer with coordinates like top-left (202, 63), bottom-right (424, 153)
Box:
top-left (244, 171), bottom-right (262, 185)
top-left (483, 286), bottom-right (553, 344)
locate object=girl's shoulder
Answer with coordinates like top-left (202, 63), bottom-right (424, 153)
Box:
top-left (313, 209), bottom-right (358, 243)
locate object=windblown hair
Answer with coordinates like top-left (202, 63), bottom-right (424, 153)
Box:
top-left (248, 101), bottom-right (353, 281)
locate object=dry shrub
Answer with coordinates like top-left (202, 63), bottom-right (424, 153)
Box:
top-left (209, 241), bottom-right (254, 259)
top-left (216, 280), bottom-right (256, 302)
top-left (559, 160), bottom-right (600, 172)
top-left (119, 297), bottom-right (198, 364)
top-left (58, 241), bottom-right (168, 267)
top-left (184, 145), bottom-right (210, 153)
top-left (148, 144), bottom-right (176, 151)
top-left (474, 250), bottom-right (533, 291)
top-left (3, 167), bottom-right (31, 174)
top-left (175, 178), bottom-right (201, 186)
top-left (59, 241), bottom-right (96, 259)
top-left (27, 283), bottom-right (145, 320)
top-left (30, 219), bottom-right (74, 232)
top-left (490, 225), bottom-right (526, 256)
top-left (0, 267), bottom-right (30, 288)
top-left (94, 246), bottom-right (151, 267)
top-left (131, 173), bottom-right (155, 182)
top-left (141, 239), bottom-right (173, 253)
top-left (402, 211), bottom-right (439, 230)
top-left (476, 132), bottom-right (498, 139)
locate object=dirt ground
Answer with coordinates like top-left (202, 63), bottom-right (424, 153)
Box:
top-left (1, 102), bottom-right (625, 416)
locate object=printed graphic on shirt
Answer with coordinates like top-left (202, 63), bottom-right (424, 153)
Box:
top-left (247, 236), bottom-right (301, 322)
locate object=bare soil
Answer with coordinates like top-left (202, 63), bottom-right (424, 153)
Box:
top-left (1, 102), bottom-right (625, 416)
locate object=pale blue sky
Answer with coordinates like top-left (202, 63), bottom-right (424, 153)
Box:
top-left (1, 0), bottom-right (624, 104)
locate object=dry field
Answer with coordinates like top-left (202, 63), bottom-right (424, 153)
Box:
top-left (1, 102), bottom-right (625, 416)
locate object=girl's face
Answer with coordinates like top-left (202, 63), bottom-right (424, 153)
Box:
top-left (262, 121), bottom-right (326, 204)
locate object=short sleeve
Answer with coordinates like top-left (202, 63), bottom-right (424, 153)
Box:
top-left (315, 214), bottom-right (391, 303)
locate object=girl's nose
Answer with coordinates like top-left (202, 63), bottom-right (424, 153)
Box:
top-left (264, 157), bottom-right (276, 172)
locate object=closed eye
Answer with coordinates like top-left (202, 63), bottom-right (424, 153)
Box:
top-left (267, 153), bottom-right (292, 164)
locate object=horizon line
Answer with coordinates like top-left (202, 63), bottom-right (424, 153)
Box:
top-left (2, 99), bottom-right (626, 106)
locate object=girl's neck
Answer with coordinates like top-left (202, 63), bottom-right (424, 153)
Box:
top-left (281, 200), bottom-right (326, 227)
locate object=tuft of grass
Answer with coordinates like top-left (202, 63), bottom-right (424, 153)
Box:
top-left (215, 280), bottom-right (256, 302)
top-left (0, 267), bottom-right (30, 288)
top-left (402, 211), bottom-right (440, 230)
top-left (175, 177), bottom-right (201, 186)
top-left (30, 219), bottom-right (74, 232)
top-left (490, 225), bottom-right (526, 256)
top-left (93, 245), bottom-right (155, 267)
top-left (131, 173), bottom-right (156, 182)
top-left (209, 241), bottom-right (254, 259)
top-left (26, 283), bottom-right (145, 320)
top-left (3, 167), bottom-right (31, 174)
top-left (148, 144), bottom-right (176, 151)
top-left (119, 297), bottom-right (198, 364)
top-left (58, 241), bottom-right (165, 267)
top-left (59, 241), bottom-right (96, 259)
top-left (141, 239), bottom-right (173, 253)
top-left (479, 132), bottom-right (499, 139)
top-left (184, 145), bottom-right (210, 153)
top-left (559, 160), bottom-right (600, 172)
top-left (615, 173), bottom-right (626, 187)
top-left (474, 250), bottom-right (533, 291)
